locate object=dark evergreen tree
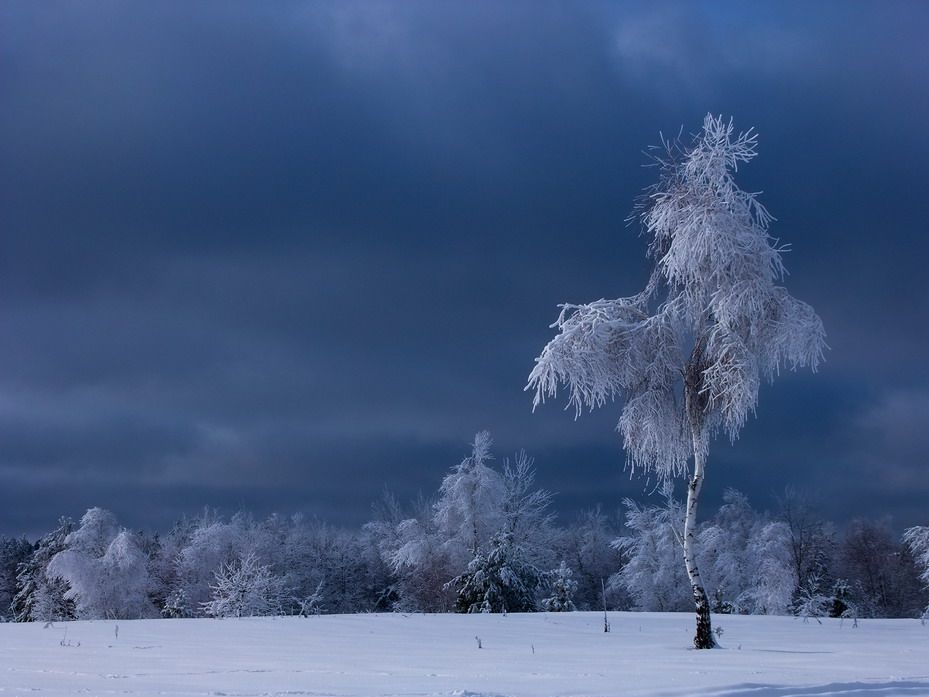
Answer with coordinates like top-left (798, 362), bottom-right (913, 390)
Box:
top-left (448, 532), bottom-right (543, 614)
top-left (829, 578), bottom-right (851, 619)
top-left (0, 535), bottom-right (33, 621)
top-left (12, 518), bottom-right (76, 622)
top-left (540, 561), bottom-right (577, 612)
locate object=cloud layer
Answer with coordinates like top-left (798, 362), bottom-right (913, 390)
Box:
top-left (1, 1), bottom-right (927, 535)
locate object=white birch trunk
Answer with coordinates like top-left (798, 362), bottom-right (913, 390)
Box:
top-left (684, 420), bottom-right (716, 649)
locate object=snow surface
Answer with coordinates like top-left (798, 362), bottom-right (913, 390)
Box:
top-left (1, 612), bottom-right (927, 696)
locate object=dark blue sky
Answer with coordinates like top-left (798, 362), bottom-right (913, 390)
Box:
top-left (2, 1), bottom-right (927, 536)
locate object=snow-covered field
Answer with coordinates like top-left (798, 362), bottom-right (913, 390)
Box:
top-left (1, 612), bottom-right (927, 697)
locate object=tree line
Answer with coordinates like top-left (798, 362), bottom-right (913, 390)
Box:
top-left (1, 431), bottom-right (927, 622)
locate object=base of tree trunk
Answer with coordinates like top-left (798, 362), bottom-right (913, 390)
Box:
top-left (693, 586), bottom-right (718, 649)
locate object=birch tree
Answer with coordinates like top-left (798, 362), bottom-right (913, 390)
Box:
top-left (528, 114), bottom-right (826, 648)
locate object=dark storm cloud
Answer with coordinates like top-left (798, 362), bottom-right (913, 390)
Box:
top-left (1, 1), bottom-right (928, 536)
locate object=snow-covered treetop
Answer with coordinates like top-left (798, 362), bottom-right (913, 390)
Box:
top-left (528, 114), bottom-right (826, 477)
top-left (66, 507), bottom-right (120, 557)
top-left (434, 431), bottom-right (505, 560)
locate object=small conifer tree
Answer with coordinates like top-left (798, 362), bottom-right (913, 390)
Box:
top-left (540, 561), bottom-right (577, 612)
top-left (448, 532), bottom-right (543, 613)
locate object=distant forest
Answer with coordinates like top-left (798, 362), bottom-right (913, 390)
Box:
top-left (2, 433), bottom-right (928, 622)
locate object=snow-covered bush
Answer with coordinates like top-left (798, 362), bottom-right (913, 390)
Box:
top-left (794, 575), bottom-right (831, 623)
top-left (201, 552), bottom-right (285, 618)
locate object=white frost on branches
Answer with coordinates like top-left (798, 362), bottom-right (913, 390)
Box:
top-left (794, 574), bottom-right (831, 623)
top-left (47, 508), bottom-right (156, 619)
top-left (433, 431), bottom-right (506, 567)
top-left (613, 488), bottom-right (691, 612)
top-left (201, 552), bottom-right (284, 618)
top-left (528, 114), bottom-right (826, 477)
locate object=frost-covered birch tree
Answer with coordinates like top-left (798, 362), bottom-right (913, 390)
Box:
top-left (528, 114), bottom-right (826, 648)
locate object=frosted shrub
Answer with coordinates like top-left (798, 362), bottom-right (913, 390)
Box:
top-left (202, 552), bottom-right (285, 618)
top-left (794, 575), bottom-right (831, 623)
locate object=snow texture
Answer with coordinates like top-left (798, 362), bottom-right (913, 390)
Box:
top-left (1, 612), bottom-right (927, 696)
